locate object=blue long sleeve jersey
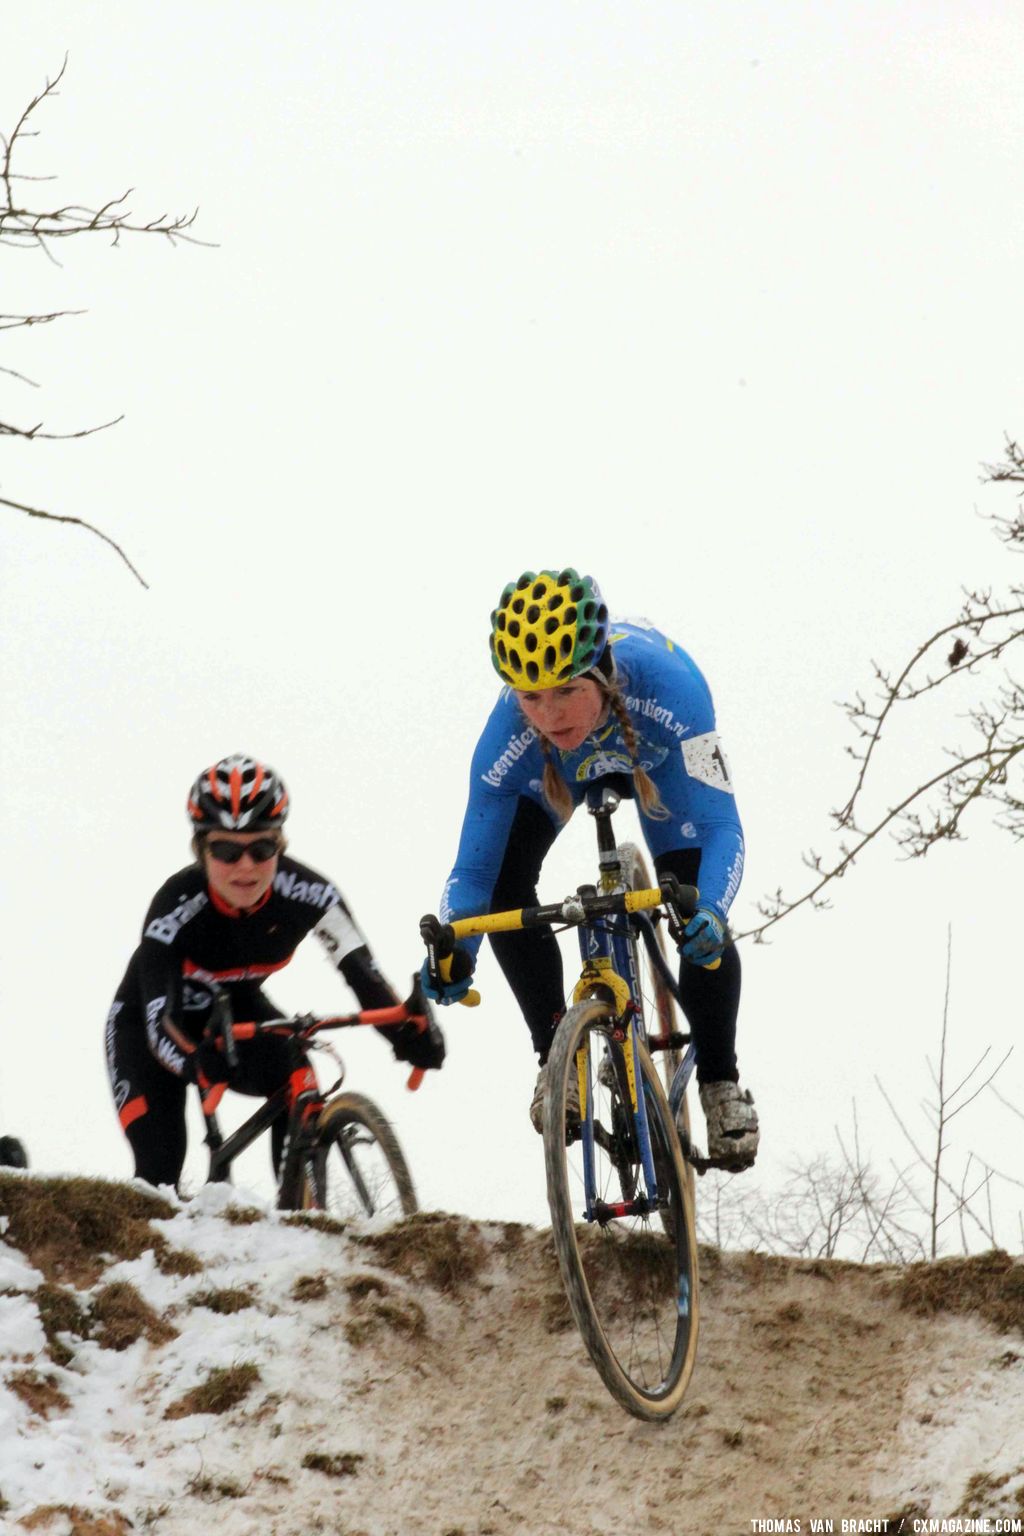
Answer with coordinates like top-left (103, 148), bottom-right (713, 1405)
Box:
top-left (440, 619), bottom-right (745, 955)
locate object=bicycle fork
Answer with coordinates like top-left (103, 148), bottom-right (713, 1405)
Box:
top-left (578, 1013), bottom-right (661, 1226)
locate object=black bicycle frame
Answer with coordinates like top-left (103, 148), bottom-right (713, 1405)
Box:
top-left (201, 1036), bottom-right (326, 1209)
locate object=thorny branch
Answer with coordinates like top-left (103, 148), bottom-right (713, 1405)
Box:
top-left (738, 436), bottom-right (1024, 944)
top-left (3, 59), bottom-right (206, 586)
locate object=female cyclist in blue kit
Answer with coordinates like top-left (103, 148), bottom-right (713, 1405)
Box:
top-left (424, 568), bottom-right (759, 1171)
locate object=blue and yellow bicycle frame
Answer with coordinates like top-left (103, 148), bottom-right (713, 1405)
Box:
top-left (421, 786), bottom-right (704, 1224)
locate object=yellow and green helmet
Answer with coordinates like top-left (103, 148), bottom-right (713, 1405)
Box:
top-left (489, 568), bottom-right (610, 689)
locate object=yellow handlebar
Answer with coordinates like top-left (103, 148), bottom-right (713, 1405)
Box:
top-left (449, 908), bottom-right (526, 940)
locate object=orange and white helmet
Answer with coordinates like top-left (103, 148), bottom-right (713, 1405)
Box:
top-left (187, 754), bottom-right (289, 832)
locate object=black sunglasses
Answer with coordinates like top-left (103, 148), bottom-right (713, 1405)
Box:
top-left (205, 836), bottom-right (282, 865)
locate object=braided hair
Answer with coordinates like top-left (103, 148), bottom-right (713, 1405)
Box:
top-left (530, 666), bottom-right (669, 823)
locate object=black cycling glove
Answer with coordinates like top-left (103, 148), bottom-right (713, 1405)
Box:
top-left (390, 1015), bottom-right (446, 1073)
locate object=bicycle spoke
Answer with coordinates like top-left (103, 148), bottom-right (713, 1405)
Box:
top-left (303, 1093), bottom-right (417, 1223)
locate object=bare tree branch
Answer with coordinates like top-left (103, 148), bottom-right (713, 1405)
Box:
top-left (741, 438), bottom-right (1024, 942)
top-left (1, 492), bottom-right (149, 588)
top-left (0, 414), bottom-right (124, 441)
top-left (3, 59), bottom-right (207, 583)
top-left (989, 1083), bottom-right (1024, 1123)
top-left (0, 310), bottom-right (85, 331)
top-left (1, 59), bottom-right (206, 256)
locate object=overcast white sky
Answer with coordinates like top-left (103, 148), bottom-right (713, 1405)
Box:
top-left (2, 3), bottom-right (1021, 1246)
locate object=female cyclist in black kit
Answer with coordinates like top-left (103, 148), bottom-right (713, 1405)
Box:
top-left (105, 754), bottom-right (444, 1189)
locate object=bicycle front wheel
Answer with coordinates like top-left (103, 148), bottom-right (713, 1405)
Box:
top-left (303, 1092), bottom-right (418, 1222)
top-left (544, 1000), bottom-right (699, 1421)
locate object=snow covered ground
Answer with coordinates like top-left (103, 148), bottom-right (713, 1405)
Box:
top-left (0, 1173), bottom-right (1022, 1536)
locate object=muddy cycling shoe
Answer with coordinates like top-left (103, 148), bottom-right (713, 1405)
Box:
top-left (698, 1080), bottom-right (759, 1172)
top-left (530, 1063), bottom-right (582, 1135)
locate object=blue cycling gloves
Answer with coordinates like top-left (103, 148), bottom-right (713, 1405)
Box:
top-left (679, 908), bottom-right (726, 967)
top-left (420, 944), bottom-right (475, 1005)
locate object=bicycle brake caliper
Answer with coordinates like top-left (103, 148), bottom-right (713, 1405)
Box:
top-left (572, 957), bottom-right (632, 1013)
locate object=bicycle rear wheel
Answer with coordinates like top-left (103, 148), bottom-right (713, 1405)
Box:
top-left (302, 1092), bottom-right (417, 1222)
top-left (543, 999), bottom-right (699, 1421)
top-left (619, 842), bottom-right (695, 1202)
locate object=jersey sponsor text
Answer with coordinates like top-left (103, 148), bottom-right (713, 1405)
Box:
top-left (481, 726), bottom-right (537, 788)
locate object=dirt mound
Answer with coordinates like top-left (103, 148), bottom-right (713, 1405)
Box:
top-left (1, 1178), bottom-right (1022, 1534)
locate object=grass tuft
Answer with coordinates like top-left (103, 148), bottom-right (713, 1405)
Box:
top-left (898, 1250), bottom-right (1024, 1336)
top-left (33, 1282), bottom-right (91, 1365)
top-left (343, 1273), bottom-right (390, 1301)
top-left (220, 1205), bottom-right (264, 1226)
top-left (302, 1451), bottom-right (364, 1478)
top-left (353, 1212), bottom-right (488, 1293)
top-left (18, 1508), bottom-right (132, 1534)
top-left (188, 1286), bottom-right (256, 1315)
top-left (187, 1474), bottom-right (248, 1500)
top-left (8, 1368), bottom-right (71, 1418)
top-left (344, 1292), bottom-right (426, 1347)
top-left (281, 1211), bottom-right (345, 1235)
top-left (291, 1273), bottom-right (329, 1302)
top-left (90, 1280), bottom-right (178, 1351)
top-left (164, 1362), bottom-right (261, 1419)
top-left (153, 1242), bottom-right (203, 1277)
top-left (0, 1174), bottom-right (175, 1286)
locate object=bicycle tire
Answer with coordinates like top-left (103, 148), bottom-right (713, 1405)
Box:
top-left (300, 1092), bottom-right (417, 1222)
top-left (618, 842), bottom-right (695, 1202)
top-left (544, 999), bottom-right (700, 1421)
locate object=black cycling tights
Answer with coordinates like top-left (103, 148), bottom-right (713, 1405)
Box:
top-left (487, 797), bottom-right (741, 1084)
top-left (112, 1020), bottom-right (294, 1189)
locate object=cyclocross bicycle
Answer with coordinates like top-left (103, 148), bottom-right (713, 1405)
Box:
top-left (195, 979), bottom-right (426, 1223)
top-left (421, 784), bottom-right (727, 1421)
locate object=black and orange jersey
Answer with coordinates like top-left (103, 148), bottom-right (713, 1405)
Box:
top-left (112, 854), bottom-right (396, 1077)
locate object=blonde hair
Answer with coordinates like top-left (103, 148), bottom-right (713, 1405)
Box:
top-left (533, 671), bottom-right (669, 824)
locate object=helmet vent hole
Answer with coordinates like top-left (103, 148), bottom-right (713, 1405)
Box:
top-left (497, 640), bottom-right (508, 662)
top-left (543, 645), bottom-right (556, 669)
top-left (512, 598), bottom-right (525, 614)
top-left (544, 616), bottom-right (559, 635)
top-left (570, 584), bottom-right (585, 602)
top-left (557, 568), bottom-right (573, 586)
top-left (583, 600), bottom-right (595, 620)
top-left (565, 606), bottom-right (577, 625)
top-left (516, 574), bottom-right (532, 591)
top-left (548, 593), bottom-right (563, 611)
top-left (526, 604), bottom-right (540, 623)
top-left (510, 650), bottom-right (523, 673)
top-left (525, 632), bottom-right (538, 653)
top-left (508, 619), bottom-right (521, 638)
top-left (525, 660), bottom-right (539, 684)
top-left (532, 581), bottom-right (547, 600)
top-left (560, 634), bottom-right (572, 657)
